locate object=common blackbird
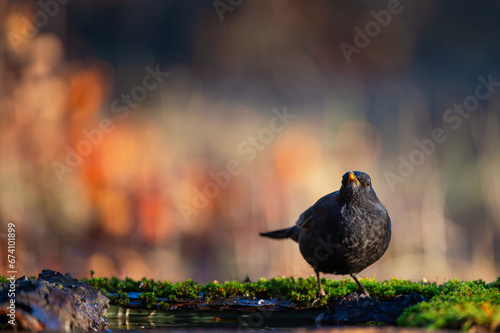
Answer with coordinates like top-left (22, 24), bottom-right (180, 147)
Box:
top-left (260, 171), bottom-right (391, 298)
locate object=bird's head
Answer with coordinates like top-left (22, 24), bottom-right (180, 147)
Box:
top-left (339, 170), bottom-right (378, 204)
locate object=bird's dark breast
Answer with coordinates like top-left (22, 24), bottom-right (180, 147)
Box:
top-left (298, 206), bottom-right (391, 275)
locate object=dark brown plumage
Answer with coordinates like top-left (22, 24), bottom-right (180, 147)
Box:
top-left (260, 171), bottom-right (391, 298)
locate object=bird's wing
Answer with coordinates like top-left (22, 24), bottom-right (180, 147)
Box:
top-left (296, 191), bottom-right (337, 233)
top-left (296, 213), bottom-right (314, 232)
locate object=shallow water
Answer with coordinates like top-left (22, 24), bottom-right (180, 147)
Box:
top-left (108, 292), bottom-right (320, 330)
top-left (108, 305), bottom-right (322, 331)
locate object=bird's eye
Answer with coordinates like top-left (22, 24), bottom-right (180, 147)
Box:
top-left (366, 180), bottom-right (371, 188)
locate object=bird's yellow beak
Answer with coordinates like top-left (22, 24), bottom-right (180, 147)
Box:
top-left (348, 171), bottom-right (361, 186)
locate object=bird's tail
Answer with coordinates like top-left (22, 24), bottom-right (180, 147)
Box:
top-left (260, 226), bottom-right (299, 242)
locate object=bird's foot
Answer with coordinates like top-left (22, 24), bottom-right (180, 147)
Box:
top-left (312, 288), bottom-right (326, 305)
top-left (317, 287), bottom-right (326, 298)
top-left (359, 290), bottom-right (371, 300)
top-left (354, 291), bottom-right (373, 305)
top-left (342, 291), bottom-right (372, 305)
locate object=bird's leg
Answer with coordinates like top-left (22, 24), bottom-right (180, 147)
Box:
top-left (350, 274), bottom-right (371, 298)
top-left (315, 269), bottom-right (326, 298)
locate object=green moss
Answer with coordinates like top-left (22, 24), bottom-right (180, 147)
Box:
top-left (81, 275), bottom-right (442, 306)
top-left (356, 277), bottom-right (440, 300)
top-left (398, 278), bottom-right (500, 331)
top-left (110, 290), bottom-right (130, 307)
top-left (82, 276), bottom-right (142, 293)
top-left (491, 276), bottom-right (500, 289)
top-left (140, 292), bottom-right (158, 309)
top-left (175, 279), bottom-right (201, 299)
top-left (74, 273), bottom-right (500, 330)
top-left (158, 301), bottom-right (170, 310)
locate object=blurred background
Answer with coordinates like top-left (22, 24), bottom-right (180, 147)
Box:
top-left (0, 0), bottom-right (499, 284)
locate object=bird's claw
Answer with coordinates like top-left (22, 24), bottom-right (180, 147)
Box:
top-left (312, 288), bottom-right (326, 305)
top-left (358, 291), bottom-right (373, 302)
